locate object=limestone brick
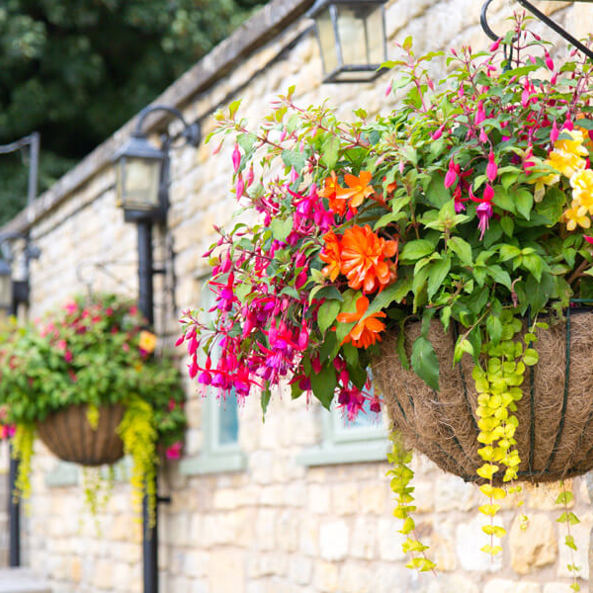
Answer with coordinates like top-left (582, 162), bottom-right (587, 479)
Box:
top-left (456, 514), bottom-right (502, 572)
top-left (509, 513), bottom-right (557, 574)
top-left (377, 516), bottom-right (406, 562)
top-left (527, 481), bottom-right (574, 511)
top-left (483, 580), bottom-right (541, 593)
top-left (425, 574), bottom-right (479, 593)
top-left (542, 584), bottom-right (576, 593)
top-left (319, 520), bottom-right (349, 562)
top-left (332, 483), bottom-right (359, 516)
top-left (313, 561), bottom-right (339, 593)
top-left (434, 474), bottom-right (478, 512)
top-left (207, 550), bottom-right (245, 593)
top-left (557, 512), bottom-right (593, 580)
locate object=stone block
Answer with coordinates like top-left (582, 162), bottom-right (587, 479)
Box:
top-left (377, 516), bottom-right (406, 562)
top-left (510, 513), bottom-right (557, 574)
top-left (456, 514), bottom-right (502, 572)
top-left (313, 561), bottom-right (339, 593)
top-left (288, 556), bottom-right (312, 586)
top-left (483, 579), bottom-right (541, 593)
top-left (434, 474), bottom-right (478, 512)
top-left (319, 520), bottom-right (349, 562)
top-left (557, 512), bottom-right (593, 580)
top-left (337, 563), bottom-right (373, 593)
top-left (350, 516), bottom-right (376, 560)
top-left (307, 484), bottom-right (331, 515)
top-left (332, 483), bottom-right (359, 516)
top-left (207, 550), bottom-right (245, 593)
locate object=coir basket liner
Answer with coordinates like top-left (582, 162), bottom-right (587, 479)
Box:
top-left (37, 404), bottom-right (125, 466)
top-left (373, 310), bottom-right (593, 486)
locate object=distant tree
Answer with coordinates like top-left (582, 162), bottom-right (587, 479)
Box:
top-left (0, 0), bottom-right (266, 224)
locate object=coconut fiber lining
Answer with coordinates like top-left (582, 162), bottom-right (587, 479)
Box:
top-left (373, 312), bottom-right (593, 485)
top-left (37, 404), bottom-right (125, 467)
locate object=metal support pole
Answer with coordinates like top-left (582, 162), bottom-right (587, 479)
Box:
top-left (27, 133), bottom-right (39, 208)
top-left (137, 221), bottom-right (158, 593)
top-left (8, 293), bottom-right (19, 567)
top-left (8, 444), bottom-right (19, 567)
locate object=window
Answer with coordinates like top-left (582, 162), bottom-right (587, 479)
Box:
top-left (179, 281), bottom-right (246, 476)
top-left (297, 388), bottom-right (389, 466)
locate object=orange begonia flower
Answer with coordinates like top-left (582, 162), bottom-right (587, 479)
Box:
top-left (320, 230), bottom-right (342, 281)
top-left (337, 295), bottom-right (386, 348)
top-left (338, 171), bottom-right (374, 209)
top-left (340, 225), bottom-right (397, 294)
top-left (139, 330), bottom-right (157, 353)
top-left (319, 172), bottom-right (346, 216)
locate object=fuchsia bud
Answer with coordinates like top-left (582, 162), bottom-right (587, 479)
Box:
top-left (564, 117), bottom-right (574, 131)
top-left (486, 152), bottom-right (497, 183)
top-left (444, 160), bottom-right (458, 188)
top-left (232, 144), bottom-right (241, 174)
top-left (246, 166), bottom-right (254, 188)
top-left (431, 125), bottom-right (444, 140)
top-left (236, 174), bottom-right (245, 198)
top-left (187, 335), bottom-right (199, 356)
top-left (544, 51), bottom-right (554, 71)
top-left (475, 101), bottom-right (486, 125)
top-left (385, 81), bottom-right (392, 97)
top-left (175, 334), bottom-right (185, 347)
top-left (479, 128), bottom-right (488, 144)
top-left (550, 120), bottom-right (559, 144)
top-left (584, 236), bottom-right (593, 245)
top-left (489, 38), bottom-right (501, 52)
top-left (290, 167), bottom-right (299, 183)
top-left (188, 356), bottom-right (199, 379)
top-left (483, 184), bottom-right (494, 202)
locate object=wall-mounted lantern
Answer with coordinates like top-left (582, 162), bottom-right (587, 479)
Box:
top-left (113, 105), bottom-right (200, 223)
top-left (307, 0), bottom-right (388, 83)
top-left (112, 103), bottom-right (200, 593)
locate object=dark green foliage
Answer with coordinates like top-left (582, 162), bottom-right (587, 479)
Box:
top-left (0, 0), bottom-right (266, 224)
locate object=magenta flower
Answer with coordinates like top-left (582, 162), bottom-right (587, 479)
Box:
top-left (232, 144), bottom-right (241, 173)
top-left (486, 152), bottom-right (497, 183)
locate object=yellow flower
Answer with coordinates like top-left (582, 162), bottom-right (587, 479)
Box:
top-left (553, 129), bottom-right (589, 158)
top-left (546, 149), bottom-right (587, 179)
top-left (139, 330), bottom-right (157, 354)
top-left (570, 169), bottom-right (593, 214)
top-left (528, 170), bottom-right (559, 202)
top-left (563, 202), bottom-right (591, 231)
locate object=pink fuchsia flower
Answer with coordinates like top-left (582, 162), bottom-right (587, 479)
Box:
top-left (165, 442), bottom-right (183, 460)
top-left (469, 185), bottom-right (494, 240)
top-left (64, 301), bottom-right (78, 314)
top-left (550, 120), bottom-right (559, 144)
top-left (64, 350), bottom-right (73, 363)
top-left (232, 144), bottom-right (241, 174)
top-left (474, 101), bottom-right (486, 125)
top-left (486, 152), bottom-right (498, 183)
top-left (584, 236), bottom-right (593, 245)
top-left (444, 160), bottom-right (459, 188)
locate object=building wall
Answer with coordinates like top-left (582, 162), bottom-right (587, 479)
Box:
top-left (2, 0), bottom-right (593, 591)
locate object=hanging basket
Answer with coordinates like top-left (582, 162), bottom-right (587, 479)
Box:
top-left (373, 310), bottom-right (593, 486)
top-left (37, 404), bottom-right (125, 467)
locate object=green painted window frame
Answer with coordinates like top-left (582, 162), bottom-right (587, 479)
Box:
top-left (297, 400), bottom-right (389, 467)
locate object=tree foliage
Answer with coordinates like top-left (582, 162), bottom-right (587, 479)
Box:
top-left (0, 0), bottom-right (266, 224)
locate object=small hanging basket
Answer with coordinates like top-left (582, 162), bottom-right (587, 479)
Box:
top-left (37, 404), bottom-right (125, 467)
top-left (373, 309), bottom-right (593, 486)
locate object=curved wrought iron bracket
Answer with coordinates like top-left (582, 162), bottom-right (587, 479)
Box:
top-left (481, 0), bottom-right (593, 61)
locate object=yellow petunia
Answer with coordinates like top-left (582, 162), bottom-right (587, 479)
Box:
top-left (570, 168), bottom-right (593, 214)
top-left (528, 170), bottom-right (560, 202)
top-left (563, 202), bottom-right (591, 231)
top-left (553, 129), bottom-right (589, 158)
top-left (546, 149), bottom-right (587, 179)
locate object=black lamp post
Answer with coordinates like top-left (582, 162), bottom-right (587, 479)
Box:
top-left (113, 104), bottom-right (199, 593)
top-left (307, 0), bottom-right (388, 83)
top-left (0, 259), bottom-right (11, 316)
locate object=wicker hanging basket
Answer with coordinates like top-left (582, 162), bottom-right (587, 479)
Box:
top-left (373, 309), bottom-right (593, 486)
top-left (37, 404), bottom-right (125, 466)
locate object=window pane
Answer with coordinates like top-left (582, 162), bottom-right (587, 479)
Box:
top-left (218, 396), bottom-right (239, 446)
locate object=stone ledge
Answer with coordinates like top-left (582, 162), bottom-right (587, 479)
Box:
top-left (0, 569), bottom-right (51, 593)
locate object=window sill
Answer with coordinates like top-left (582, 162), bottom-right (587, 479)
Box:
top-left (179, 450), bottom-right (247, 476)
top-left (45, 461), bottom-right (79, 487)
top-left (296, 440), bottom-right (389, 467)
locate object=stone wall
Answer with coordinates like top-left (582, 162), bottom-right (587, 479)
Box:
top-left (2, 0), bottom-right (593, 591)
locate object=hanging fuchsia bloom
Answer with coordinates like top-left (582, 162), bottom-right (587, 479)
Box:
top-left (469, 185), bottom-right (494, 240)
top-left (444, 160), bottom-right (459, 188)
top-left (475, 101), bottom-right (486, 125)
top-left (486, 152), bottom-right (497, 182)
top-left (232, 144), bottom-right (241, 173)
top-left (489, 38), bottom-right (501, 52)
top-left (544, 51), bottom-right (554, 71)
top-left (236, 174), bottom-right (245, 198)
top-left (550, 120), bottom-right (559, 144)
top-left (432, 125), bottom-right (444, 140)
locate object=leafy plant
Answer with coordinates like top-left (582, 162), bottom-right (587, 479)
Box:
top-left (0, 293), bottom-right (186, 521)
top-left (179, 14), bottom-right (593, 581)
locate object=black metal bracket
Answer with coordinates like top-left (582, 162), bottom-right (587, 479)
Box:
top-left (156, 495), bottom-right (171, 504)
top-left (481, 0), bottom-right (593, 61)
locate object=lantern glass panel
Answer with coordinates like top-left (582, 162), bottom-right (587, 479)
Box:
top-left (0, 274), bottom-right (11, 311)
top-left (335, 3), bottom-right (384, 67)
top-left (116, 156), bottom-right (161, 211)
top-left (316, 6), bottom-right (339, 76)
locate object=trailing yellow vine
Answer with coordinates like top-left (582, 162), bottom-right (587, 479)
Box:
top-left (12, 423), bottom-right (34, 501)
top-left (117, 397), bottom-right (158, 526)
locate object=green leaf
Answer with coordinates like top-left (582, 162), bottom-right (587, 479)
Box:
top-left (282, 149), bottom-right (306, 172)
top-left (261, 384), bottom-right (272, 419)
top-left (427, 255), bottom-right (451, 300)
top-left (500, 216), bottom-right (514, 237)
top-left (317, 300), bottom-right (341, 335)
top-left (486, 315), bottom-right (503, 344)
top-left (320, 135), bottom-right (340, 170)
top-left (425, 173), bottom-right (450, 208)
top-left (364, 274), bottom-right (412, 318)
top-left (291, 382), bottom-right (303, 400)
top-left (229, 99), bottom-right (242, 120)
top-left (271, 217), bottom-right (293, 241)
top-left (411, 336), bottom-right (439, 391)
top-left (448, 237), bottom-right (472, 265)
top-left (487, 265), bottom-right (512, 290)
top-left (400, 240), bottom-right (435, 262)
top-left (310, 363), bottom-right (337, 409)
top-left (515, 188), bottom-right (534, 220)
top-left (493, 186), bottom-right (516, 214)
